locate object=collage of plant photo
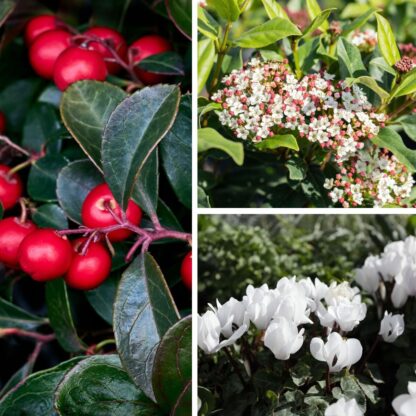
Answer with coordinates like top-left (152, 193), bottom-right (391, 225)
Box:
top-left (0, 0), bottom-right (416, 415)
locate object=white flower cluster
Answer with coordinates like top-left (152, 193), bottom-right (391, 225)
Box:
top-left (199, 277), bottom-right (368, 372)
top-left (355, 235), bottom-right (416, 308)
top-left (350, 29), bottom-right (378, 52)
top-left (212, 58), bottom-right (386, 162)
top-left (324, 147), bottom-right (414, 208)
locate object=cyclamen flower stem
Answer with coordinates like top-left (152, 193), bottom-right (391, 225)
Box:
top-left (0, 328), bottom-right (55, 343)
top-left (358, 335), bottom-right (380, 374)
top-left (224, 347), bottom-right (247, 387)
top-left (326, 368), bottom-right (331, 393)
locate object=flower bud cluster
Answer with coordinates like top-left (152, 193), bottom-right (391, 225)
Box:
top-left (355, 235), bottom-right (416, 308)
top-left (198, 277), bottom-right (371, 373)
top-left (350, 29), bottom-right (378, 52)
top-left (212, 59), bottom-right (386, 163)
top-left (324, 147), bottom-right (414, 207)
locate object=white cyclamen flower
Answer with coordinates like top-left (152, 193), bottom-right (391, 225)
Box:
top-left (316, 298), bottom-right (367, 332)
top-left (243, 284), bottom-right (277, 329)
top-left (355, 255), bottom-right (381, 293)
top-left (197, 310), bottom-right (248, 354)
top-left (210, 297), bottom-right (246, 338)
top-left (264, 316), bottom-right (304, 360)
top-left (310, 332), bottom-right (362, 372)
top-left (325, 282), bottom-right (361, 305)
top-left (298, 277), bottom-right (329, 312)
top-left (325, 397), bottom-right (363, 416)
top-left (392, 381), bottom-right (416, 416)
top-left (379, 311), bottom-right (405, 343)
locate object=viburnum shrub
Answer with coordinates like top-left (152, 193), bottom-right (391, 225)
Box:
top-left (198, 0), bottom-right (416, 208)
top-left (198, 233), bottom-right (416, 415)
top-left (0, 0), bottom-right (191, 415)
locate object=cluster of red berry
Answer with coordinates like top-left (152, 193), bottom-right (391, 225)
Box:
top-left (0, 170), bottom-right (192, 291)
top-left (26, 14), bottom-right (172, 90)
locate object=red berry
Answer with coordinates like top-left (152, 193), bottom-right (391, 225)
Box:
top-left (84, 26), bottom-right (127, 74)
top-left (180, 251), bottom-right (192, 290)
top-left (29, 29), bottom-right (72, 79)
top-left (129, 35), bottom-right (172, 85)
top-left (53, 46), bottom-right (108, 91)
top-left (81, 183), bottom-right (142, 242)
top-left (0, 217), bottom-right (36, 267)
top-left (25, 15), bottom-right (64, 45)
top-left (18, 229), bottom-right (73, 281)
top-left (0, 165), bottom-right (23, 210)
top-left (65, 238), bottom-right (112, 290)
top-left (0, 112), bottom-right (5, 134)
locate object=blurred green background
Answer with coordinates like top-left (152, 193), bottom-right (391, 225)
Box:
top-left (198, 215), bottom-right (416, 308)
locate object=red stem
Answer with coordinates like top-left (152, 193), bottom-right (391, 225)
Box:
top-left (0, 328), bottom-right (55, 343)
top-left (0, 135), bottom-right (31, 157)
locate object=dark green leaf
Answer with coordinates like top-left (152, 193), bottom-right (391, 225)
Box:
top-left (91, 0), bottom-right (132, 31)
top-left (0, 78), bottom-right (43, 134)
top-left (206, 0), bottom-right (240, 22)
top-left (27, 155), bottom-right (68, 202)
top-left (160, 95), bottom-right (192, 208)
top-left (55, 355), bottom-right (162, 416)
top-left (234, 18), bottom-right (302, 48)
top-left (0, 357), bottom-right (83, 416)
top-left (375, 13), bottom-right (401, 67)
top-left (22, 103), bottom-right (61, 153)
top-left (45, 280), bottom-right (85, 353)
top-left (38, 85), bottom-right (62, 108)
top-left (337, 37), bottom-right (367, 78)
top-left (153, 316), bottom-right (191, 414)
top-left (399, 114), bottom-right (416, 141)
top-left (255, 134), bottom-right (299, 151)
top-left (198, 128), bottom-right (244, 165)
top-left (0, 361), bottom-right (34, 398)
top-left (0, 0), bottom-right (16, 27)
top-left (113, 253), bottom-right (179, 400)
top-left (372, 127), bottom-right (416, 172)
top-left (32, 204), bottom-right (69, 230)
top-left (157, 199), bottom-right (184, 231)
top-left (0, 297), bottom-right (47, 330)
top-left (138, 52), bottom-right (185, 75)
top-left (85, 274), bottom-right (119, 325)
top-left (102, 84), bottom-right (180, 209)
top-left (60, 81), bottom-right (127, 169)
top-left (56, 160), bottom-right (103, 224)
top-left (167, 0), bottom-right (192, 39)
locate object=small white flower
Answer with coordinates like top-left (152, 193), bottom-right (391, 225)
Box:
top-left (392, 381), bottom-right (416, 416)
top-left (325, 397), bottom-right (363, 416)
top-left (310, 332), bottom-right (363, 372)
top-left (264, 316), bottom-right (304, 360)
top-left (379, 311), bottom-right (405, 343)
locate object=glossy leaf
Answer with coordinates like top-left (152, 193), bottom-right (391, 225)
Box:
top-left (198, 38), bottom-right (216, 93)
top-left (85, 275), bottom-right (119, 325)
top-left (0, 297), bottom-right (47, 330)
top-left (399, 114), bottom-right (416, 141)
top-left (0, 0), bottom-right (16, 27)
top-left (160, 95), bottom-right (192, 208)
top-left (337, 37), bottom-right (367, 78)
top-left (306, 0), bottom-right (328, 31)
top-left (166, 0), bottom-right (192, 39)
top-left (375, 13), bottom-right (401, 67)
top-left (91, 0), bottom-right (133, 30)
top-left (198, 128), bottom-right (244, 166)
top-left (342, 8), bottom-right (377, 36)
top-left (153, 316), bottom-right (191, 414)
top-left (390, 69), bottom-right (416, 99)
top-left (22, 103), bottom-right (61, 153)
top-left (45, 279), bottom-right (85, 353)
top-left (32, 204), bottom-right (69, 230)
top-left (234, 18), bottom-right (302, 48)
top-left (206, 0), bottom-right (240, 22)
top-left (60, 81), bottom-right (127, 169)
top-left (56, 159), bottom-right (103, 224)
top-left (113, 253), bottom-right (179, 400)
top-left (302, 8), bottom-right (335, 38)
top-left (102, 84), bottom-right (180, 209)
top-left (0, 357), bottom-right (83, 416)
top-left (55, 355), bottom-right (162, 416)
top-left (346, 76), bottom-right (389, 100)
top-left (261, 0), bottom-right (289, 20)
top-left (0, 361), bottom-right (34, 397)
top-left (372, 127), bottom-right (416, 172)
top-left (137, 51), bottom-right (185, 75)
top-left (27, 155), bottom-right (68, 202)
top-left (255, 134), bottom-right (299, 151)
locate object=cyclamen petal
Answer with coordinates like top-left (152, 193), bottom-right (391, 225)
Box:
top-left (393, 382), bottom-right (416, 416)
top-left (325, 397), bottom-right (363, 416)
